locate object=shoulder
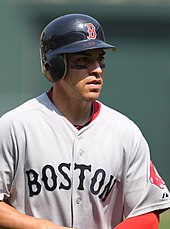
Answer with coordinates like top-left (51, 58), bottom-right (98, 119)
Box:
top-left (0, 93), bottom-right (52, 129)
top-left (99, 102), bottom-right (151, 163)
top-left (99, 102), bottom-right (138, 127)
top-left (99, 102), bottom-right (145, 141)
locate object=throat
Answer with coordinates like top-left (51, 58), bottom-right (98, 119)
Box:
top-left (72, 103), bottom-right (94, 129)
top-left (46, 87), bottom-right (96, 129)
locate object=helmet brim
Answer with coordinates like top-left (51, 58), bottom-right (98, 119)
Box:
top-left (48, 39), bottom-right (116, 56)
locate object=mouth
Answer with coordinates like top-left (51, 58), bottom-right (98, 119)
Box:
top-left (86, 80), bottom-right (102, 92)
top-left (87, 80), bottom-right (101, 85)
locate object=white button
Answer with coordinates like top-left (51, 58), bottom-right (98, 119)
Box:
top-left (76, 197), bottom-right (81, 204)
top-left (79, 150), bottom-right (84, 156)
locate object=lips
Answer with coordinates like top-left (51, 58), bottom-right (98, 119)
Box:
top-left (86, 80), bottom-right (102, 92)
top-left (87, 79), bottom-right (101, 85)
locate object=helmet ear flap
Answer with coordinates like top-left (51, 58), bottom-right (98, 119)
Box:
top-left (44, 54), bottom-right (67, 82)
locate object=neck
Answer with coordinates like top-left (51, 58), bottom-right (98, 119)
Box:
top-left (50, 86), bottom-right (93, 126)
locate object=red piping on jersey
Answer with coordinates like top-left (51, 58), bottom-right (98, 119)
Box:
top-left (47, 87), bottom-right (101, 129)
top-left (47, 87), bottom-right (53, 102)
top-left (75, 100), bottom-right (101, 130)
top-left (89, 100), bottom-right (101, 122)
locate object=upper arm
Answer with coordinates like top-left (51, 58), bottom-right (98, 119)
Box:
top-left (123, 125), bottom-right (170, 218)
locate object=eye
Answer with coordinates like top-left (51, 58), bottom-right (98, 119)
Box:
top-left (98, 56), bottom-right (105, 62)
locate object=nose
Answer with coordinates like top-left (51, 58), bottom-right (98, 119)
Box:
top-left (88, 60), bottom-right (103, 75)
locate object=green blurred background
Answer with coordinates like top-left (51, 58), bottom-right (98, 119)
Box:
top-left (0, 0), bottom-right (170, 227)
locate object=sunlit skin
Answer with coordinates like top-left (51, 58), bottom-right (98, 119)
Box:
top-left (48, 49), bottom-right (106, 126)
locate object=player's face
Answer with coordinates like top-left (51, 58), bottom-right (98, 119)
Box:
top-left (59, 49), bottom-right (106, 102)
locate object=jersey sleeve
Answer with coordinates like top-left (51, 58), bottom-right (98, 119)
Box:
top-left (123, 124), bottom-right (170, 218)
top-left (0, 115), bottom-right (17, 201)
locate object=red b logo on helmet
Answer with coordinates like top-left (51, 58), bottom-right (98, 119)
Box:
top-left (85, 23), bottom-right (97, 39)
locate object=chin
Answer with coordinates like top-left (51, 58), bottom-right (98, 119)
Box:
top-left (84, 94), bottom-right (100, 102)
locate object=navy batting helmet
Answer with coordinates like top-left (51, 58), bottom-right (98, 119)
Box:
top-left (40, 13), bottom-right (116, 82)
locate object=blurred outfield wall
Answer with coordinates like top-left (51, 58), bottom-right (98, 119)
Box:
top-left (0, 1), bottom-right (170, 187)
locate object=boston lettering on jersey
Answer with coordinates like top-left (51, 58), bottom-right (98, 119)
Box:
top-left (26, 163), bottom-right (117, 202)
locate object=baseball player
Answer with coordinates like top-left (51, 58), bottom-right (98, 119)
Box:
top-left (0, 13), bottom-right (170, 229)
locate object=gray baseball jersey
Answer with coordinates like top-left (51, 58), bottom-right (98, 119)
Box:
top-left (0, 92), bottom-right (170, 229)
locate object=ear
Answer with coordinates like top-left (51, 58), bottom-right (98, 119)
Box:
top-left (47, 55), bottom-right (67, 82)
top-left (41, 62), bottom-right (54, 82)
top-left (41, 54), bottom-right (67, 82)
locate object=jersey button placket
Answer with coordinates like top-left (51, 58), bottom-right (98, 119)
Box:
top-left (77, 135), bottom-right (85, 157)
top-left (75, 135), bottom-right (84, 207)
top-left (72, 133), bottom-right (85, 227)
top-left (76, 134), bottom-right (83, 207)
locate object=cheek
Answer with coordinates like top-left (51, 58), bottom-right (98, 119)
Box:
top-left (65, 68), bottom-right (87, 84)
